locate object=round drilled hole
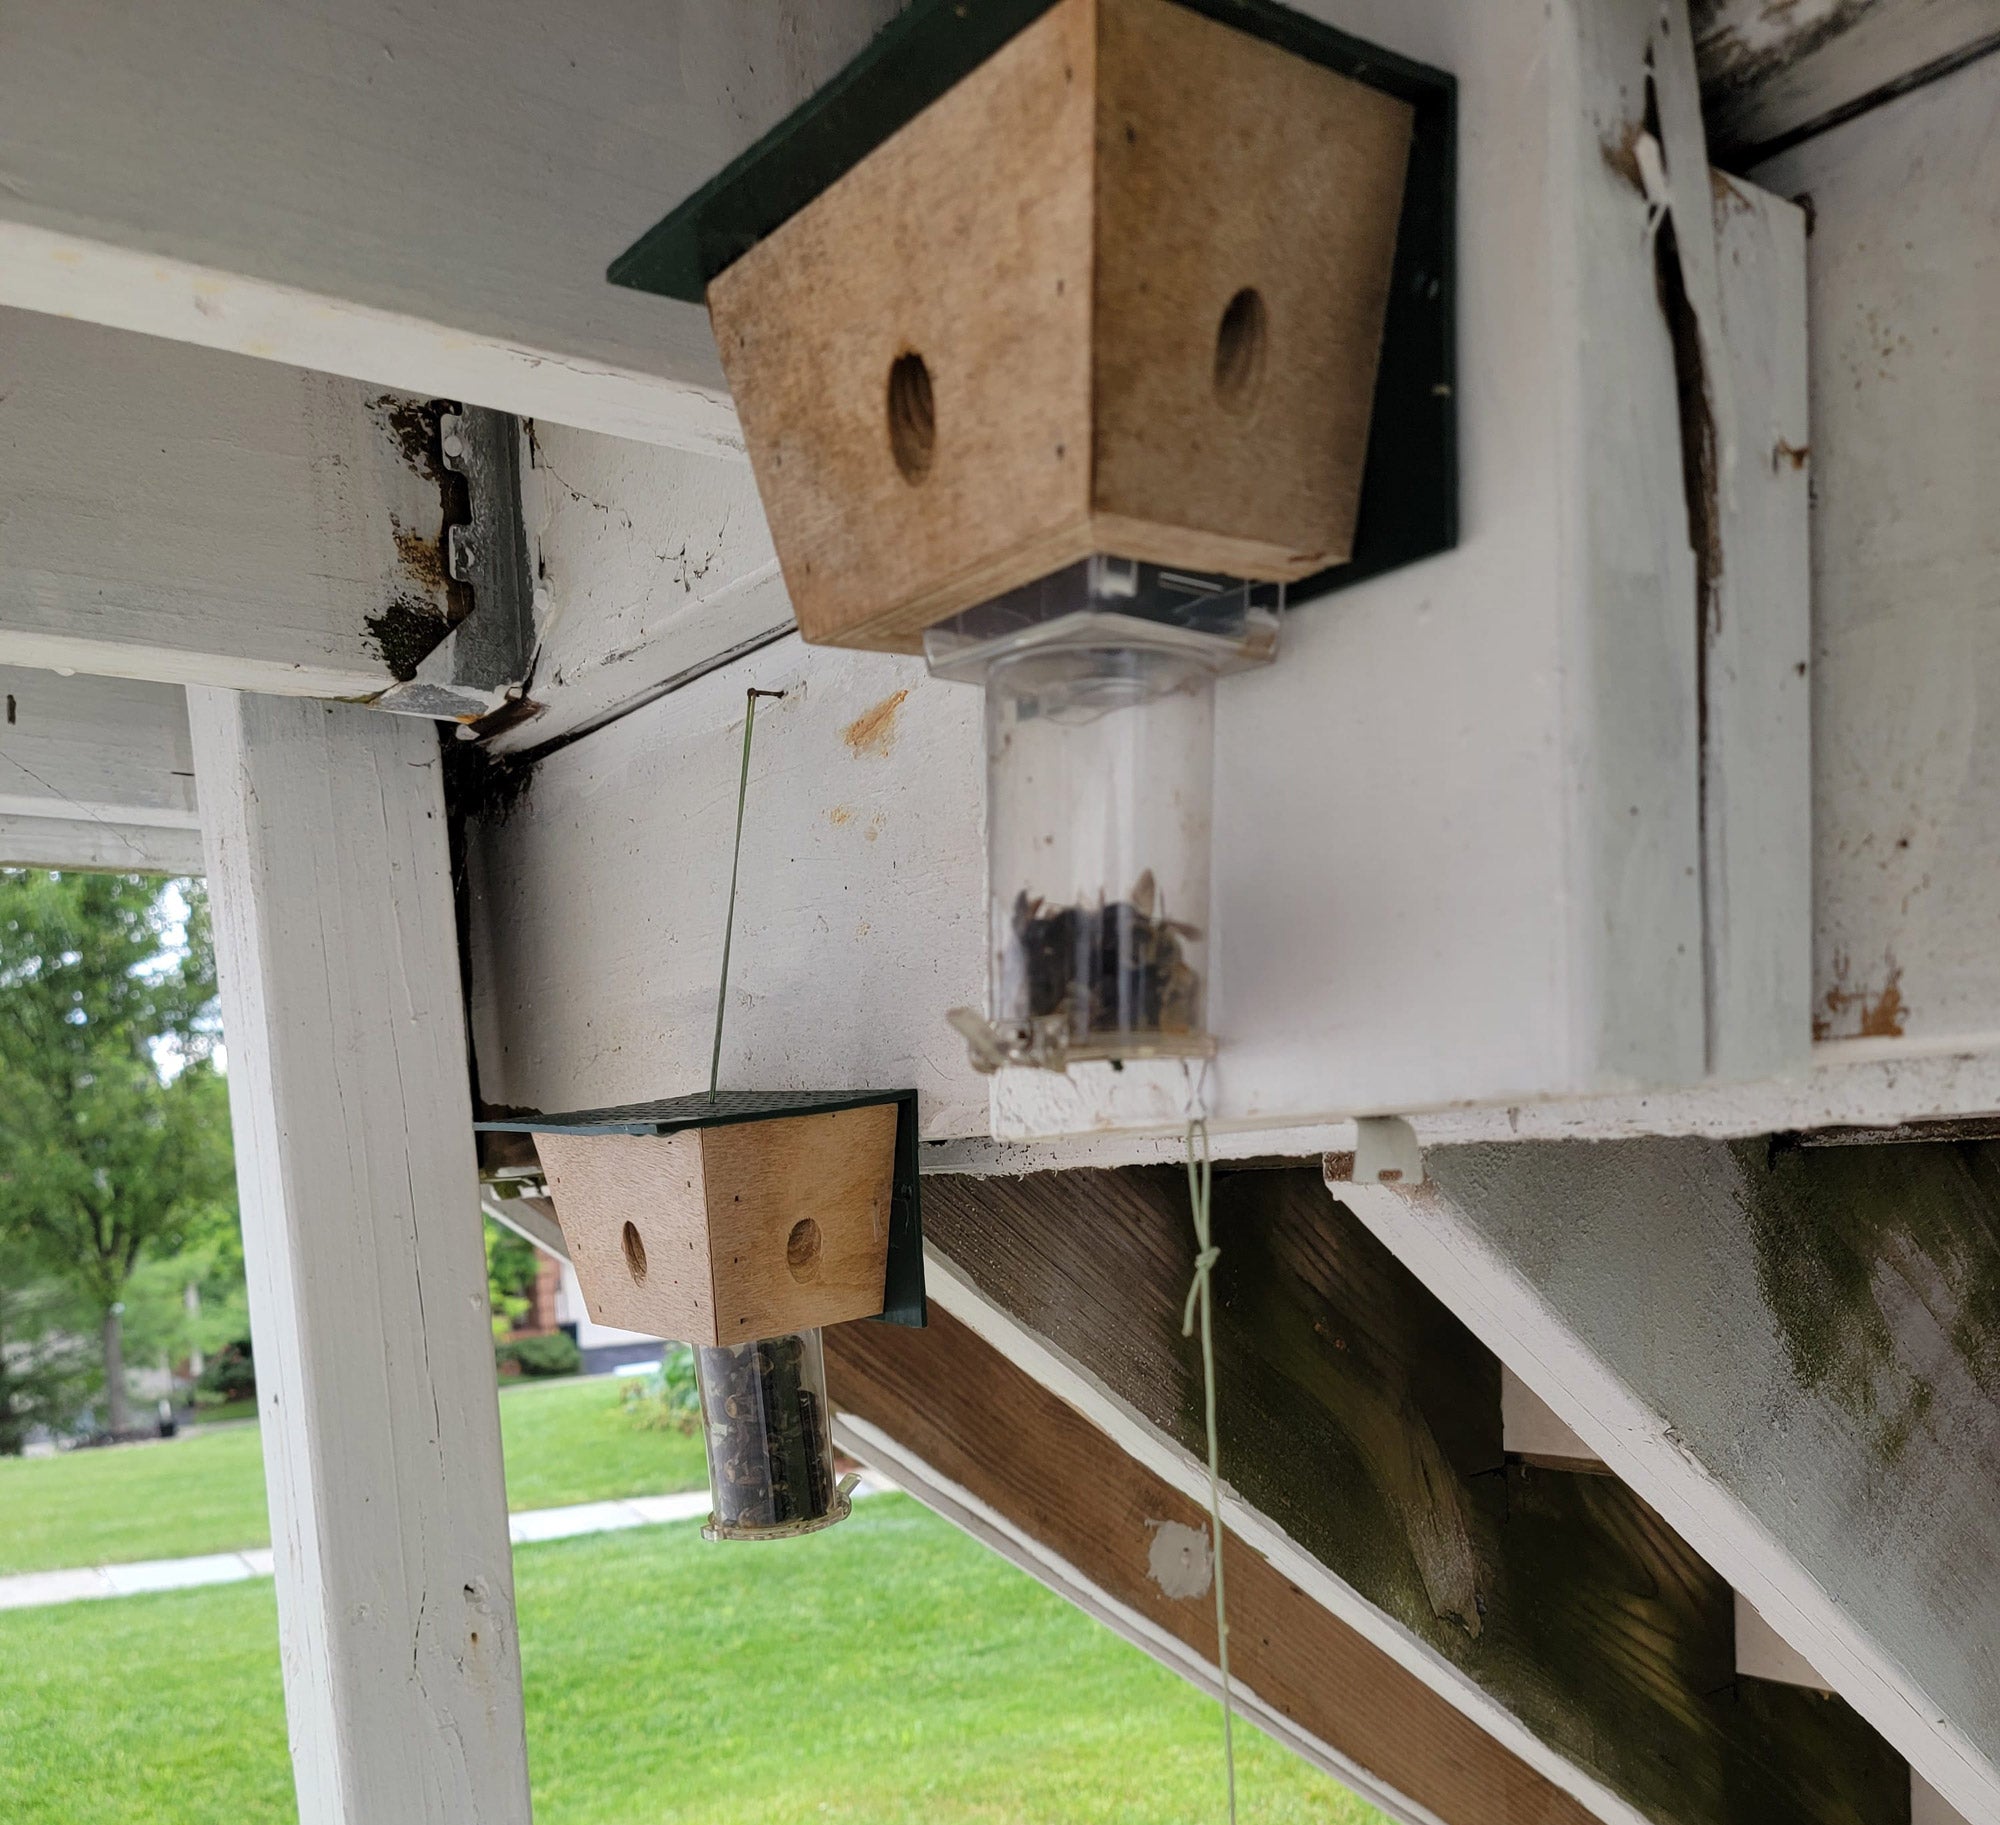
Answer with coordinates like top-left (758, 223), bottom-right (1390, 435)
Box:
top-left (786, 1217), bottom-right (823, 1284)
top-left (886, 351), bottom-right (936, 483)
top-left (1212, 287), bottom-right (1268, 412)
top-left (621, 1221), bottom-right (648, 1283)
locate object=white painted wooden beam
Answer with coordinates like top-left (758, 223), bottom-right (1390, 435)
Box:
top-left (0, 310), bottom-right (451, 699)
top-left (481, 1193), bottom-right (568, 1267)
top-left (1913, 1770), bottom-right (1975, 1825)
top-left (0, 1), bottom-right (900, 456)
top-left (1752, 54), bottom-right (2000, 1064)
top-left (1734, 1591), bottom-right (1832, 1693)
top-left (1499, 1366), bottom-right (1602, 1471)
top-left (1693, 0), bottom-right (2000, 160)
top-left (496, 423), bottom-right (793, 755)
top-left (1338, 1140), bottom-right (2000, 1824)
top-left (192, 690), bottom-right (530, 1825)
top-left (0, 668), bottom-right (202, 874)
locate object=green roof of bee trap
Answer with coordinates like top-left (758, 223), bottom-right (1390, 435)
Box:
top-left (606, 0), bottom-right (1458, 603)
top-left (477, 1089), bottom-right (928, 1329)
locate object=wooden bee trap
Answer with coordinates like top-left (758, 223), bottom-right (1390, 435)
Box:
top-left (476, 1091), bottom-right (924, 1540)
top-left (608, 0), bottom-right (1455, 1074)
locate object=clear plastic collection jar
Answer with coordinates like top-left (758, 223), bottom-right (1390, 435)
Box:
top-left (695, 1328), bottom-right (850, 1541)
top-left (927, 557), bottom-right (1279, 1070)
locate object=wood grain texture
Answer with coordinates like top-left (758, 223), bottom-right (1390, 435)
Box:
top-left (1349, 1136), bottom-right (2000, 1820)
top-left (923, 1166), bottom-right (1907, 1825)
top-left (538, 1105), bottom-right (897, 1345)
top-left (190, 690), bottom-right (528, 1825)
top-left (709, 0), bottom-right (1098, 652)
top-left (705, 1103), bottom-right (898, 1339)
top-left (710, 0), bottom-right (1409, 651)
top-left (0, 308), bottom-right (451, 696)
top-left (1088, 0), bottom-right (1410, 574)
top-left (828, 1304), bottom-right (1601, 1825)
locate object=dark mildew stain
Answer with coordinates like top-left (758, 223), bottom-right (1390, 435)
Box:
top-left (368, 394), bottom-right (446, 486)
top-left (366, 596), bottom-right (451, 683)
top-left (1735, 1138), bottom-right (2000, 1461)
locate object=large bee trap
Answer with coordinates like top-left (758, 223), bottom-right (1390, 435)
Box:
top-left (477, 1091), bottom-right (923, 1540)
top-left (609, 0), bottom-right (1454, 1072)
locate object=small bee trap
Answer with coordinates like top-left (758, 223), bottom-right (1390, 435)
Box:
top-left (610, 0), bottom-right (1455, 1072)
top-left (476, 1091), bottom-right (923, 1541)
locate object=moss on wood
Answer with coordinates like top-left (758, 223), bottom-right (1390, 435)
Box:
top-left (1735, 1138), bottom-right (2000, 1462)
top-left (924, 1166), bottom-right (1910, 1825)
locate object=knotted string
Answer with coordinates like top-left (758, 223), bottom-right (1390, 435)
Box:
top-left (1183, 1115), bottom-right (1236, 1823)
top-left (709, 689), bottom-right (785, 1099)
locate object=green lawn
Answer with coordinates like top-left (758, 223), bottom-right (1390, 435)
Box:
top-left (0, 1373), bottom-right (709, 1574)
top-left (0, 1497), bottom-right (1383, 1825)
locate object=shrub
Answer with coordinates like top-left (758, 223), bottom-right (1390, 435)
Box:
top-left (195, 1339), bottom-right (255, 1407)
top-left (496, 1331), bottom-right (581, 1379)
top-left (621, 1344), bottom-right (700, 1434)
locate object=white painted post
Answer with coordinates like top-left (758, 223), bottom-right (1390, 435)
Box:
top-left (190, 689), bottom-right (531, 1825)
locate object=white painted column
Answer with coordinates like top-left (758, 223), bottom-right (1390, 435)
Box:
top-left (191, 690), bottom-right (531, 1825)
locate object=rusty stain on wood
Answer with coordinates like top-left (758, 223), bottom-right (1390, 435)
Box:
top-left (393, 524), bottom-right (448, 595)
top-left (841, 689), bottom-right (908, 758)
top-left (1815, 950), bottom-right (1907, 1039)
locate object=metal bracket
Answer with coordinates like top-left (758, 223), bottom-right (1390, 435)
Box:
top-left (376, 405), bottom-right (535, 723)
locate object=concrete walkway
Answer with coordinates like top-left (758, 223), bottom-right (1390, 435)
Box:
top-left (0, 1484), bottom-right (882, 1614)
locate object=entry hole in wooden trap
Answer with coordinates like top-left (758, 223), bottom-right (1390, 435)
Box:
top-left (786, 1217), bottom-right (823, 1284)
top-left (1212, 287), bottom-right (1268, 411)
top-left (887, 351), bottom-right (936, 482)
top-left (621, 1220), bottom-right (648, 1283)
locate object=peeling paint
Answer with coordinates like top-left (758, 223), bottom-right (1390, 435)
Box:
top-left (841, 690), bottom-right (908, 758)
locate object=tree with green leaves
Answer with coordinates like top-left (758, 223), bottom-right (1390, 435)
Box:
top-left (0, 870), bottom-right (235, 1438)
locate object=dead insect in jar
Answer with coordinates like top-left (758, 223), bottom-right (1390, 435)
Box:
top-left (697, 1336), bottom-right (836, 1533)
top-left (1004, 867), bottom-right (1204, 1039)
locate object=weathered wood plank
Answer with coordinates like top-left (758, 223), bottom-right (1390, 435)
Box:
top-left (1703, 178), bottom-right (1813, 1081)
top-left (1751, 56), bottom-right (2000, 1063)
top-left (1693, 0), bottom-right (2000, 161)
top-left (1343, 1138), bottom-right (2000, 1821)
top-left (0, 668), bottom-right (201, 873)
top-left (0, 309), bottom-right (452, 697)
top-left (827, 1303), bottom-right (1602, 1825)
top-left (0, 1), bottom-right (901, 455)
top-left (923, 1167), bottom-right (1907, 1825)
top-left (493, 422), bottom-right (790, 756)
top-left (191, 690), bottom-right (529, 1824)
